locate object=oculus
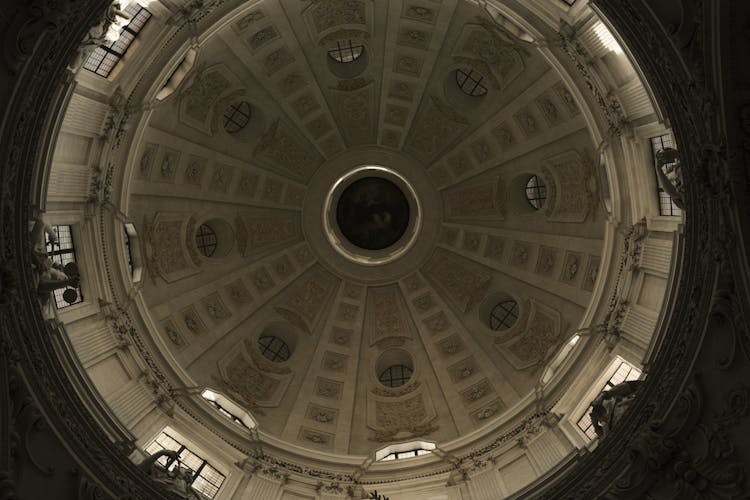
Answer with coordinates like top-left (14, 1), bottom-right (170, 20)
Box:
top-left (336, 177), bottom-right (410, 250)
top-left (328, 40), bottom-right (365, 63)
top-left (455, 68), bottom-right (488, 97)
top-left (489, 299), bottom-right (519, 331)
top-left (525, 174), bottom-right (547, 210)
top-left (222, 101), bottom-right (252, 134)
top-left (195, 224), bottom-right (218, 257)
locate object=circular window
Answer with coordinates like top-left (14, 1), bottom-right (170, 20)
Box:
top-left (489, 300), bottom-right (520, 331)
top-left (328, 40), bottom-right (364, 63)
top-left (525, 175), bottom-right (547, 210)
top-left (258, 335), bottom-right (291, 362)
top-left (378, 364), bottom-right (413, 388)
top-left (222, 101), bottom-right (251, 134)
top-left (195, 224), bottom-right (218, 257)
top-left (455, 68), bottom-right (488, 97)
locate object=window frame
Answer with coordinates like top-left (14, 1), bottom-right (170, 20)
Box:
top-left (258, 335), bottom-right (291, 363)
top-left (222, 101), bottom-right (252, 134)
top-left (327, 40), bottom-right (365, 63)
top-left (575, 359), bottom-right (642, 440)
top-left (524, 174), bottom-right (547, 210)
top-left (649, 134), bottom-right (683, 217)
top-left (378, 364), bottom-right (413, 388)
top-left (195, 224), bottom-right (218, 258)
top-left (45, 224), bottom-right (83, 309)
top-left (83, 3), bottom-right (152, 78)
top-left (455, 68), bottom-right (488, 97)
top-left (489, 299), bottom-right (520, 331)
top-left (144, 431), bottom-right (226, 499)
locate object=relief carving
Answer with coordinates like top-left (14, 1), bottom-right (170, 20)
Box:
top-left (370, 393), bottom-right (438, 442)
top-left (443, 175), bottom-right (505, 222)
top-left (498, 303), bottom-right (561, 369)
top-left (275, 266), bottom-right (339, 333)
top-left (254, 120), bottom-right (323, 181)
top-left (236, 210), bottom-right (302, 258)
top-left (423, 248), bottom-right (492, 313)
top-left (309, 0), bottom-right (366, 34)
top-left (542, 151), bottom-right (595, 223)
top-left (406, 96), bottom-right (468, 162)
top-left (366, 285), bottom-right (413, 346)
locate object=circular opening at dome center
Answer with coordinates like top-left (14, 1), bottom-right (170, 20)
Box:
top-left (335, 177), bottom-right (410, 250)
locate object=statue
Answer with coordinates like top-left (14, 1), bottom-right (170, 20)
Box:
top-left (30, 217), bottom-right (80, 305)
top-left (654, 147), bottom-right (684, 209)
top-left (68, 2), bottom-right (131, 72)
top-left (589, 380), bottom-right (643, 438)
top-left (139, 449), bottom-right (200, 499)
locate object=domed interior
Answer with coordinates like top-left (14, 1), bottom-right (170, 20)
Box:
top-left (21, 0), bottom-right (697, 497)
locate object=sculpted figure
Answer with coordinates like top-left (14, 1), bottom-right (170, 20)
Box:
top-left (589, 380), bottom-right (643, 438)
top-left (69, 2), bottom-right (131, 71)
top-left (30, 217), bottom-right (80, 304)
top-left (654, 147), bottom-right (684, 209)
top-left (139, 449), bottom-right (200, 499)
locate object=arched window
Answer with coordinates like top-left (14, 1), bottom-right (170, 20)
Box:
top-left (258, 335), bottom-right (291, 362)
top-left (525, 175), bottom-right (547, 209)
top-left (489, 299), bottom-right (519, 331)
top-left (455, 68), bottom-right (488, 97)
top-left (195, 224), bottom-right (218, 257)
top-left (222, 101), bottom-right (252, 134)
top-left (378, 364), bottom-right (413, 388)
top-left (328, 40), bottom-right (365, 63)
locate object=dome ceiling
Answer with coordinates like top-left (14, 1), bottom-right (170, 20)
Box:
top-left (128, 0), bottom-right (605, 455)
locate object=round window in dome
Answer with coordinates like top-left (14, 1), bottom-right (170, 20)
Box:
top-left (328, 40), bottom-right (365, 63)
top-left (489, 299), bottom-right (520, 331)
top-left (525, 175), bottom-right (547, 210)
top-left (258, 335), bottom-right (291, 363)
top-left (195, 224), bottom-right (218, 257)
top-left (378, 364), bottom-right (413, 388)
top-left (455, 68), bottom-right (488, 97)
top-left (222, 101), bottom-right (252, 134)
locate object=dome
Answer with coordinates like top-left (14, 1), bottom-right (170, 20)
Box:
top-left (3, 0), bottom-right (745, 499)
top-left (116, 0), bottom-right (612, 458)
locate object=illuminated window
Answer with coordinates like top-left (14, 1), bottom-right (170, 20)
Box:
top-left (83, 3), bottom-right (152, 78)
top-left (525, 175), bottom-right (547, 209)
top-left (328, 40), bottom-right (364, 63)
top-left (576, 360), bottom-right (642, 440)
top-left (258, 335), bottom-right (291, 362)
top-left (201, 390), bottom-right (256, 430)
top-left (489, 300), bottom-right (519, 331)
top-left (378, 364), bottom-right (412, 388)
top-left (144, 432), bottom-right (225, 498)
top-left (45, 225), bottom-right (83, 308)
top-left (222, 101), bottom-right (252, 134)
top-left (650, 134), bottom-right (683, 217)
top-left (380, 448), bottom-right (432, 461)
top-left (455, 68), bottom-right (488, 97)
top-left (123, 226), bottom-right (133, 275)
top-left (195, 224), bottom-right (217, 257)
top-left (376, 441), bottom-right (436, 461)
